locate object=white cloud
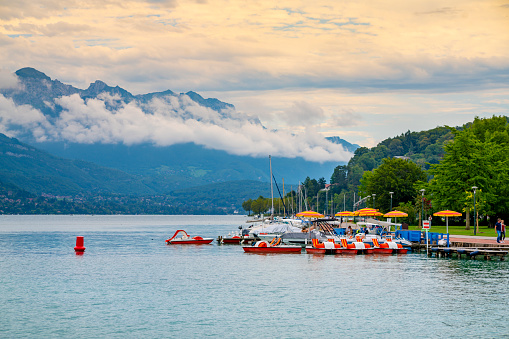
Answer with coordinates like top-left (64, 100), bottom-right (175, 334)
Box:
top-left (0, 94), bottom-right (53, 139)
top-left (2, 0), bottom-right (508, 148)
top-left (0, 69), bottom-right (19, 89)
top-left (281, 101), bottom-right (325, 126)
top-left (0, 92), bottom-right (352, 162)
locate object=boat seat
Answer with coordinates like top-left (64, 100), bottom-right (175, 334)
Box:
top-left (340, 238), bottom-right (349, 248)
top-left (312, 238), bottom-right (325, 248)
top-left (324, 241), bottom-right (335, 249)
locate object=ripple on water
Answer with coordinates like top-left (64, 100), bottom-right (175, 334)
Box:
top-left (0, 215), bottom-right (508, 338)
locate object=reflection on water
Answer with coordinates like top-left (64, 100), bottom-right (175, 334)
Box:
top-left (0, 215), bottom-right (508, 338)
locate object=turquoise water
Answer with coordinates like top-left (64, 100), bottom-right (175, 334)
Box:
top-left (1, 215), bottom-right (508, 338)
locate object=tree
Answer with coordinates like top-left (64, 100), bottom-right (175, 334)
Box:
top-left (358, 157), bottom-right (427, 212)
top-left (330, 165), bottom-right (348, 191)
top-left (394, 201), bottom-right (417, 226)
top-left (251, 196), bottom-right (268, 215)
top-left (242, 199), bottom-right (253, 215)
top-left (427, 118), bottom-right (509, 225)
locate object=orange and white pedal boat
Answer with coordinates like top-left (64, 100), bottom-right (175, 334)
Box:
top-left (337, 237), bottom-right (374, 254)
top-left (165, 230), bottom-right (213, 245)
top-left (243, 238), bottom-right (302, 253)
top-left (305, 238), bottom-right (341, 254)
top-left (371, 238), bottom-right (408, 254)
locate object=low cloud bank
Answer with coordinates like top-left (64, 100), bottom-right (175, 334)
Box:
top-left (0, 92), bottom-right (353, 162)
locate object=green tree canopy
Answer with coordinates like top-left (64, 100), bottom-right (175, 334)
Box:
top-left (242, 199), bottom-right (253, 214)
top-left (358, 157), bottom-right (427, 212)
top-left (428, 116), bottom-right (509, 220)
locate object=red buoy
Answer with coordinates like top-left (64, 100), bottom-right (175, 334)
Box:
top-left (74, 236), bottom-right (86, 254)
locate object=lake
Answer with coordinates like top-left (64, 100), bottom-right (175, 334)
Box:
top-left (0, 215), bottom-right (508, 338)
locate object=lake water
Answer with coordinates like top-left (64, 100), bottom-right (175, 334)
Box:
top-left (1, 215), bottom-right (508, 338)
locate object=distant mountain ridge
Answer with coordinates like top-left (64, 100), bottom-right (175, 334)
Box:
top-left (326, 136), bottom-right (360, 153)
top-left (3, 67), bottom-right (235, 119)
top-left (0, 67), bottom-right (358, 192)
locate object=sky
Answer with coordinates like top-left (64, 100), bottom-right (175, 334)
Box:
top-left (0, 0), bottom-right (508, 162)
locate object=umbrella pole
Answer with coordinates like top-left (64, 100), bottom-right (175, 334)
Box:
top-left (446, 217), bottom-right (449, 234)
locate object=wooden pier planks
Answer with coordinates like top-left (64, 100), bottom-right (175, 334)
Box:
top-left (429, 247), bottom-right (508, 260)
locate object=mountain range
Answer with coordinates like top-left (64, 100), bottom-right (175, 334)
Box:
top-left (0, 67), bottom-right (359, 210)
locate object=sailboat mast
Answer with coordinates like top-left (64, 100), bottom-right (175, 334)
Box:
top-left (269, 155), bottom-right (274, 219)
top-left (282, 178), bottom-right (286, 216)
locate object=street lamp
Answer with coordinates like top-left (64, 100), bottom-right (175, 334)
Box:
top-left (472, 186), bottom-right (478, 235)
top-left (389, 192), bottom-right (394, 211)
top-left (420, 189), bottom-right (425, 227)
top-left (372, 194), bottom-right (376, 209)
top-left (325, 189), bottom-right (328, 216)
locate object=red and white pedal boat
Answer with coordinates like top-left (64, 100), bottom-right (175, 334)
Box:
top-left (371, 238), bottom-right (408, 254)
top-left (333, 238), bottom-right (373, 254)
top-left (165, 230), bottom-right (213, 245)
top-left (305, 238), bottom-right (341, 254)
top-left (243, 238), bottom-right (302, 253)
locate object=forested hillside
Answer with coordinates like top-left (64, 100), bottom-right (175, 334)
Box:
top-left (323, 126), bottom-right (455, 212)
top-left (244, 116), bottom-right (509, 229)
top-left (242, 125), bottom-right (457, 215)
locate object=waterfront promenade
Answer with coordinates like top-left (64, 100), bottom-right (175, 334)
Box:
top-left (449, 234), bottom-right (504, 246)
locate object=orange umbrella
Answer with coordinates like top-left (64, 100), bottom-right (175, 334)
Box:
top-left (296, 210), bottom-right (324, 218)
top-left (383, 210), bottom-right (408, 232)
top-left (335, 211), bottom-right (354, 226)
top-left (433, 210), bottom-right (462, 234)
top-left (383, 210), bottom-right (408, 218)
top-left (355, 208), bottom-right (382, 217)
top-left (353, 208), bottom-right (377, 216)
top-left (335, 211), bottom-right (354, 216)
top-left (358, 211), bottom-right (384, 217)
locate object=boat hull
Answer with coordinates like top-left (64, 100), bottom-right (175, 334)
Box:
top-left (166, 239), bottom-right (213, 245)
top-left (243, 246), bottom-right (302, 253)
top-left (220, 237), bottom-right (244, 244)
top-left (373, 248), bottom-right (394, 254)
top-left (305, 247), bottom-right (326, 254)
top-left (221, 239), bottom-right (242, 244)
top-left (336, 249), bottom-right (360, 255)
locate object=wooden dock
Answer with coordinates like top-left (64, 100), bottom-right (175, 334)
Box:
top-left (428, 247), bottom-right (508, 260)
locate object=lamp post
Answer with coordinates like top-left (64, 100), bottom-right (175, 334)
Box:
top-left (420, 189), bottom-right (425, 227)
top-left (325, 189), bottom-right (328, 216)
top-left (389, 191), bottom-right (394, 211)
top-left (372, 194), bottom-right (376, 209)
top-left (472, 186), bottom-right (478, 235)
top-left (343, 193), bottom-right (346, 212)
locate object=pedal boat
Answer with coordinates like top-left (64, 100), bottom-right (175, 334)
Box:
top-left (305, 239), bottom-right (341, 254)
top-left (371, 238), bottom-right (408, 254)
top-left (335, 238), bottom-right (372, 254)
top-left (243, 238), bottom-right (302, 253)
top-left (165, 230), bottom-right (213, 245)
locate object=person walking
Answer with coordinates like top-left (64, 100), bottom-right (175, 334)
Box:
top-left (501, 220), bottom-right (506, 243)
top-left (495, 218), bottom-right (503, 243)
